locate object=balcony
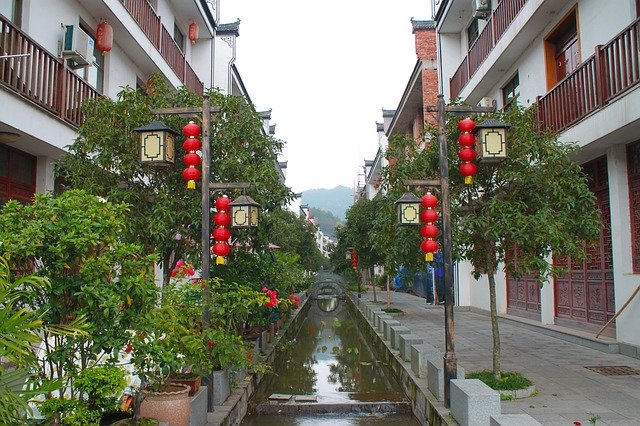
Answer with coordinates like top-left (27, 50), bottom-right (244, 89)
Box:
top-left (450, 0), bottom-right (528, 99)
top-left (0, 14), bottom-right (99, 128)
top-left (120, 0), bottom-right (203, 95)
top-left (536, 17), bottom-right (640, 133)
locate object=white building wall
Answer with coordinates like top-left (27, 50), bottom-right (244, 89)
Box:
top-left (214, 35), bottom-right (234, 94)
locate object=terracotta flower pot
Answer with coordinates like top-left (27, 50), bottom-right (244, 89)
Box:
top-left (139, 383), bottom-right (190, 426)
top-left (171, 375), bottom-right (201, 396)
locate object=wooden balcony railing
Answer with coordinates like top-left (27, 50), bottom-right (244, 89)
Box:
top-left (0, 14), bottom-right (98, 127)
top-left (450, 0), bottom-right (528, 99)
top-left (537, 18), bottom-right (640, 133)
top-left (120, 0), bottom-right (203, 95)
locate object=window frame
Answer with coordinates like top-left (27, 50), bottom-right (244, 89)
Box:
top-left (502, 73), bottom-right (520, 110)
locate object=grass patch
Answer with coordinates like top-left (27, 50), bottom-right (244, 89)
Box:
top-left (466, 371), bottom-right (533, 391)
top-left (382, 307), bottom-right (404, 313)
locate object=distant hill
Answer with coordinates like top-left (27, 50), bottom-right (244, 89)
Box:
top-left (309, 207), bottom-right (341, 239)
top-left (301, 186), bottom-right (353, 220)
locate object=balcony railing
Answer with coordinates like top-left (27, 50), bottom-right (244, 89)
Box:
top-left (120, 0), bottom-right (204, 95)
top-left (537, 17), bottom-right (640, 133)
top-left (0, 14), bottom-right (98, 127)
top-left (450, 0), bottom-right (528, 99)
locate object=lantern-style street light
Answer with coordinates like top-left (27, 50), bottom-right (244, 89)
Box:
top-left (473, 118), bottom-right (511, 163)
top-left (229, 194), bottom-right (261, 228)
top-left (395, 192), bottom-right (422, 225)
top-left (134, 120), bottom-right (177, 165)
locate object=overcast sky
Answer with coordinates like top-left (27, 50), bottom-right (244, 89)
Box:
top-left (219, 1), bottom-right (431, 193)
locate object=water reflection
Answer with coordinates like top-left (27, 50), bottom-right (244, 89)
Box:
top-left (264, 295), bottom-right (401, 400)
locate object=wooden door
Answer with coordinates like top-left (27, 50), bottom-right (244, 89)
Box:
top-left (506, 246), bottom-right (541, 319)
top-left (554, 156), bottom-right (615, 331)
top-left (0, 144), bottom-right (36, 205)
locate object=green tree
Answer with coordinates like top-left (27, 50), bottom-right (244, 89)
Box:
top-left (0, 190), bottom-right (158, 395)
top-left (56, 76), bottom-right (293, 286)
top-left (384, 106), bottom-right (601, 378)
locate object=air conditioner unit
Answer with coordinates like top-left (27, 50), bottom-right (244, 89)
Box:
top-left (61, 25), bottom-right (93, 66)
top-left (478, 97), bottom-right (494, 108)
top-left (472, 0), bottom-right (491, 19)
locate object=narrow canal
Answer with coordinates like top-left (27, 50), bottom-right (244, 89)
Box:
top-left (241, 273), bottom-right (420, 425)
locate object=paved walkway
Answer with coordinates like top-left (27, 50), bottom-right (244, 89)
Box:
top-left (359, 289), bottom-right (640, 425)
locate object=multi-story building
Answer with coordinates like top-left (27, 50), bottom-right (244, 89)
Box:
top-left (434, 0), bottom-right (640, 349)
top-left (0, 0), bottom-right (221, 204)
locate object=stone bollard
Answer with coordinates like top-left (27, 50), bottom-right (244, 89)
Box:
top-left (450, 379), bottom-right (500, 426)
top-left (427, 358), bottom-right (465, 401)
top-left (410, 343), bottom-right (440, 378)
top-left (390, 326), bottom-right (411, 350)
top-left (376, 314), bottom-right (392, 333)
top-left (383, 319), bottom-right (401, 341)
top-left (399, 334), bottom-right (423, 362)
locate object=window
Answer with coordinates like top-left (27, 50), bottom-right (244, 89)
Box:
top-left (467, 19), bottom-right (479, 49)
top-left (174, 23), bottom-right (185, 52)
top-left (0, 0), bottom-right (22, 26)
top-left (502, 73), bottom-right (519, 109)
top-left (146, 0), bottom-right (158, 11)
top-left (544, 8), bottom-right (580, 89)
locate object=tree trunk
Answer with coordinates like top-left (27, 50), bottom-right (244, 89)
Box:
top-left (372, 269), bottom-right (378, 303)
top-left (487, 270), bottom-right (501, 379)
top-left (386, 274), bottom-right (391, 306)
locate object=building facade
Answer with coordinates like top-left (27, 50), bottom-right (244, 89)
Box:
top-left (434, 0), bottom-right (640, 349)
top-left (0, 0), bottom-right (221, 204)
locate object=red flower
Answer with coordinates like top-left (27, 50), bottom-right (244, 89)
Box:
top-left (124, 343), bottom-right (133, 353)
top-left (207, 341), bottom-right (217, 347)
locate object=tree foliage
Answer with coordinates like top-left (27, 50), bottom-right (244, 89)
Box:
top-left (55, 75), bottom-right (293, 285)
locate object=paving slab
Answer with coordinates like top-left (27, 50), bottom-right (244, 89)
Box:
top-left (359, 290), bottom-right (640, 425)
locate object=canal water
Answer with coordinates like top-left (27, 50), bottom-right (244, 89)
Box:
top-left (242, 275), bottom-right (420, 425)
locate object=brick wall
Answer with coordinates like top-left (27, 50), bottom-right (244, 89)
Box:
top-left (413, 23), bottom-right (438, 126)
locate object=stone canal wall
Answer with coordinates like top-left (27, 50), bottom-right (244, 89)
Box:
top-left (346, 293), bottom-right (457, 426)
top-left (207, 292), bottom-right (311, 425)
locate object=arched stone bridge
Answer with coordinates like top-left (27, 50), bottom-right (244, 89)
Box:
top-left (309, 271), bottom-right (347, 299)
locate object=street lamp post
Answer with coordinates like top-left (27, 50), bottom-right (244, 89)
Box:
top-left (424, 95), bottom-right (497, 407)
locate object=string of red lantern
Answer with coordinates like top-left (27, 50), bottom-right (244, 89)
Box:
top-left (351, 250), bottom-right (358, 270)
top-left (458, 117), bottom-right (477, 185)
top-left (420, 191), bottom-right (439, 262)
top-left (182, 121), bottom-right (201, 190)
top-left (212, 196), bottom-right (231, 265)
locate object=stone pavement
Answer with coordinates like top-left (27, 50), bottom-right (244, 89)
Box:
top-left (359, 289), bottom-right (640, 425)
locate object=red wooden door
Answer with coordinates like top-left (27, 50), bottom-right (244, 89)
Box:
top-left (0, 144), bottom-right (36, 205)
top-left (506, 246), bottom-right (541, 319)
top-left (554, 156), bottom-right (615, 331)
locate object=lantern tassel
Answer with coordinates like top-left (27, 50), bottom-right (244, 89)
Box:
top-left (187, 180), bottom-right (196, 190)
top-left (425, 253), bottom-right (434, 262)
top-left (216, 256), bottom-right (226, 265)
top-left (464, 176), bottom-right (473, 185)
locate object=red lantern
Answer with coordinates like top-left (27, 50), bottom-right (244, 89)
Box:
top-left (182, 120), bottom-right (201, 189)
top-left (421, 224), bottom-right (439, 239)
top-left (458, 147), bottom-right (476, 162)
top-left (188, 22), bottom-right (199, 44)
top-left (182, 167), bottom-right (200, 181)
top-left (183, 152), bottom-right (201, 167)
top-left (213, 227), bottom-right (231, 242)
top-left (421, 193), bottom-right (438, 209)
top-left (350, 251), bottom-right (358, 270)
top-left (421, 239), bottom-right (439, 254)
top-left (96, 21), bottom-right (113, 54)
top-left (460, 162), bottom-right (478, 177)
top-left (421, 209), bottom-right (438, 223)
top-left (183, 121), bottom-right (201, 137)
top-left (214, 211), bottom-right (230, 227)
top-left (212, 242), bottom-right (230, 257)
top-left (457, 117), bottom-right (477, 185)
top-left (457, 133), bottom-right (475, 147)
top-left (215, 196), bottom-right (231, 212)
top-left (458, 118), bottom-right (476, 133)
top-left (183, 138), bottom-right (201, 151)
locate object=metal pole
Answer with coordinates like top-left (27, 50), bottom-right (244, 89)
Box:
top-left (437, 94), bottom-right (457, 408)
top-left (200, 95), bottom-right (214, 412)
